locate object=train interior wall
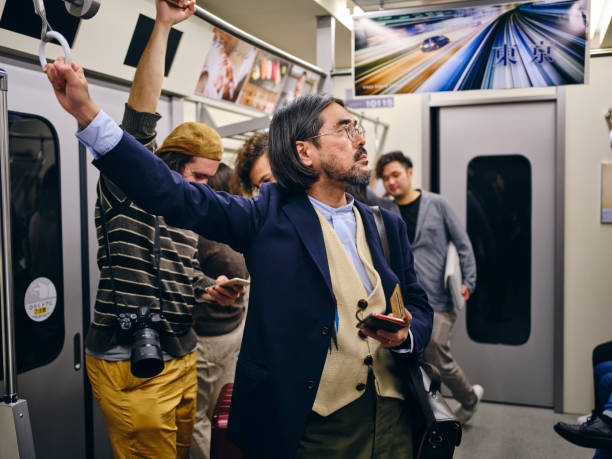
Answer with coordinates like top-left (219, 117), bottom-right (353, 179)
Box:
top-left (563, 55), bottom-right (612, 414)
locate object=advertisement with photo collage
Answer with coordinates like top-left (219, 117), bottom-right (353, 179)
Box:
top-left (195, 27), bottom-right (257, 103)
top-left (276, 64), bottom-right (318, 110)
top-left (236, 50), bottom-right (290, 113)
top-left (195, 27), bottom-right (320, 113)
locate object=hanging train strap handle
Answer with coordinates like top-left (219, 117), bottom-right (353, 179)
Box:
top-left (33, 0), bottom-right (72, 69)
top-left (33, 0), bottom-right (101, 70)
top-left (64, 0), bottom-right (101, 19)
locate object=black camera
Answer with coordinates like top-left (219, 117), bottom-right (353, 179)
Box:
top-left (118, 305), bottom-right (164, 378)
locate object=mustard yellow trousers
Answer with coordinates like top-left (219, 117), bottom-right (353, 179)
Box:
top-left (86, 352), bottom-right (197, 459)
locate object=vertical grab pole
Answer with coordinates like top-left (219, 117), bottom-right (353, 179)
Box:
top-left (0, 68), bottom-right (36, 459)
top-left (0, 67), bottom-right (17, 404)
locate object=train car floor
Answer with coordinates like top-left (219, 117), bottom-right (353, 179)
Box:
top-left (449, 400), bottom-right (592, 458)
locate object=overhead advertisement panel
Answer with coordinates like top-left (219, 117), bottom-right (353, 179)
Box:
top-left (194, 26), bottom-right (320, 113)
top-left (353, 0), bottom-right (588, 95)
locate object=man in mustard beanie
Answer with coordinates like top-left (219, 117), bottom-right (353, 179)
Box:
top-left (82, 2), bottom-right (244, 458)
top-left (155, 122), bottom-right (223, 180)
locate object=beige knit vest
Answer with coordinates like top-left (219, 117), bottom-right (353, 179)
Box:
top-left (312, 207), bottom-right (405, 417)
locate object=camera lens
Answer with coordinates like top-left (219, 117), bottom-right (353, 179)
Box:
top-left (130, 327), bottom-right (164, 378)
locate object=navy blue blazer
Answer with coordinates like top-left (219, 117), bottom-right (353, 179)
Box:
top-left (93, 132), bottom-right (433, 458)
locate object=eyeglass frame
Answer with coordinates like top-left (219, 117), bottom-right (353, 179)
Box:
top-left (304, 121), bottom-right (366, 143)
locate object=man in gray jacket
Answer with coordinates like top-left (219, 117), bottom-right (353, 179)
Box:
top-left (376, 151), bottom-right (482, 423)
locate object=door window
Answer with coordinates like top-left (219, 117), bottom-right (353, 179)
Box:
top-left (466, 155), bottom-right (531, 345)
top-left (0, 112), bottom-right (64, 379)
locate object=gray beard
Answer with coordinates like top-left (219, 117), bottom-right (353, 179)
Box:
top-left (323, 164), bottom-right (371, 186)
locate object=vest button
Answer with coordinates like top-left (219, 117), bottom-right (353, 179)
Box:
top-left (356, 382), bottom-right (366, 391)
top-left (306, 378), bottom-right (315, 390)
top-left (357, 299), bottom-right (368, 309)
top-left (321, 326), bottom-right (329, 336)
top-left (363, 355), bottom-right (373, 366)
top-left (358, 330), bottom-right (367, 340)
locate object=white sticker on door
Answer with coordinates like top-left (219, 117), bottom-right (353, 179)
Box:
top-left (24, 277), bottom-right (57, 322)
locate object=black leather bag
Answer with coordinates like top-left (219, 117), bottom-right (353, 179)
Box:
top-left (408, 362), bottom-right (462, 459)
top-left (369, 206), bottom-right (462, 458)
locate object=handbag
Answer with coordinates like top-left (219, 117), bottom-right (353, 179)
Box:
top-left (408, 362), bottom-right (462, 459)
top-left (369, 206), bottom-right (462, 459)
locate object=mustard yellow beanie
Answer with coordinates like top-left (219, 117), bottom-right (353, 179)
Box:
top-left (156, 122), bottom-right (223, 161)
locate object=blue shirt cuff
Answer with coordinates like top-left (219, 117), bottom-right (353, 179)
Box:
top-left (391, 330), bottom-right (414, 354)
top-left (76, 110), bottom-right (123, 159)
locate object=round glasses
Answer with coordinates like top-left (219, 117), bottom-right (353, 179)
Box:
top-left (306, 123), bottom-right (366, 142)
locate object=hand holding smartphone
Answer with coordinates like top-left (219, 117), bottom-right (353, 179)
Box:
top-left (215, 277), bottom-right (250, 289)
top-left (357, 313), bottom-right (408, 332)
top-left (204, 277), bottom-right (248, 307)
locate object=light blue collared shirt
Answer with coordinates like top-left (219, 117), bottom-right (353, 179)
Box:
top-left (308, 194), bottom-right (374, 294)
top-left (77, 110), bottom-right (122, 158)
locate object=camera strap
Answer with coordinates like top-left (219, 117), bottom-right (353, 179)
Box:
top-left (98, 191), bottom-right (163, 317)
top-left (153, 217), bottom-right (163, 315)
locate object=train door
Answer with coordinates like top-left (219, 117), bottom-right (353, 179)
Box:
top-left (434, 100), bottom-right (558, 407)
top-left (1, 58), bottom-right (86, 457)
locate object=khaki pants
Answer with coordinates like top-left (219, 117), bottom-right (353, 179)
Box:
top-left (86, 352), bottom-right (197, 459)
top-left (190, 322), bottom-right (244, 459)
top-left (422, 311), bottom-right (476, 408)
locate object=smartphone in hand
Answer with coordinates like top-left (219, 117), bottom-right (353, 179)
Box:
top-left (358, 313), bottom-right (408, 332)
top-left (215, 277), bottom-right (250, 289)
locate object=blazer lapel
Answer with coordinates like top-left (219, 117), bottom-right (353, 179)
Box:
top-left (355, 202), bottom-right (397, 310)
top-left (282, 193), bottom-right (333, 294)
top-left (413, 190), bottom-right (431, 245)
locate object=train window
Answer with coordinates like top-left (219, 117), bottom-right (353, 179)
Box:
top-left (466, 155), bottom-right (531, 345)
top-left (0, 112), bottom-right (64, 380)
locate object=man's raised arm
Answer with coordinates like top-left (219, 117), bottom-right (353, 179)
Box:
top-left (44, 0), bottom-right (194, 130)
top-left (45, 57), bottom-right (260, 252)
top-left (129, 0), bottom-right (194, 114)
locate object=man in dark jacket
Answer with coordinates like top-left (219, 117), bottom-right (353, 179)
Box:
top-left (46, 58), bottom-right (433, 458)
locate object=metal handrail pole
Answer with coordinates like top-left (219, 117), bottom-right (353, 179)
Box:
top-left (0, 68), bottom-right (17, 404)
top-left (194, 6), bottom-right (328, 79)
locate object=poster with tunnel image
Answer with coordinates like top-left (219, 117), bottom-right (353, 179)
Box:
top-left (353, 0), bottom-right (588, 94)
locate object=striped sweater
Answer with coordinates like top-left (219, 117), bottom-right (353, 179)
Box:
top-left (85, 106), bottom-right (210, 357)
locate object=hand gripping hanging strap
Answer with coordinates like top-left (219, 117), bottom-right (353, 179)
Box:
top-left (32, 0), bottom-right (72, 69)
